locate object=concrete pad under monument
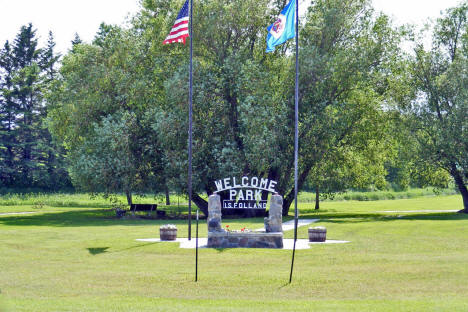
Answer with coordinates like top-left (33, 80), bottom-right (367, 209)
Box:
top-left (135, 238), bottom-right (350, 249)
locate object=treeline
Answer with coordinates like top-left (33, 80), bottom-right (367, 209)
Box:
top-left (0, 24), bottom-right (70, 190)
top-left (1, 0), bottom-right (467, 213)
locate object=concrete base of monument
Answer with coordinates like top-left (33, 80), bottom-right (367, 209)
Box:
top-left (136, 237), bottom-right (350, 249)
top-left (207, 231), bottom-right (283, 248)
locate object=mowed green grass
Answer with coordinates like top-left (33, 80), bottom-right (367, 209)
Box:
top-left (0, 195), bottom-right (467, 311)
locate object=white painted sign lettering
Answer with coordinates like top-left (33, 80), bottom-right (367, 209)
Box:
top-left (214, 176), bottom-right (278, 210)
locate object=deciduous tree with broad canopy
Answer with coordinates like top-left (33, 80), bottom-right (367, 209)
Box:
top-left (50, 0), bottom-right (406, 215)
top-left (403, 1), bottom-right (468, 212)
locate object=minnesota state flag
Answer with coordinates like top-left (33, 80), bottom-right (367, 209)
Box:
top-left (266, 0), bottom-right (296, 53)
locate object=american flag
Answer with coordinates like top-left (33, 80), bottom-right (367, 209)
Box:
top-left (163, 0), bottom-right (190, 45)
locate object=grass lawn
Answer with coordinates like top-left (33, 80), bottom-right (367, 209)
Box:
top-left (0, 195), bottom-right (467, 311)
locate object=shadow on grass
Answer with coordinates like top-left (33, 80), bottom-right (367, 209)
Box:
top-left (298, 212), bottom-right (468, 224)
top-left (0, 209), bottom-right (190, 228)
top-left (87, 247), bottom-right (109, 255)
top-left (279, 282), bottom-right (292, 289)
top-left (86, 244), bottom-right (155, 256)
top-left (1, 208), bottom-right (466, 228)
top-left (114, 243), bottom-right (155, 253)
top-left (214, 248), bottom-right (228, 253)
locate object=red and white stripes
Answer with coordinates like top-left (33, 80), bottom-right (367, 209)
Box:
top-left (163, 16), bottom-right (189, 44)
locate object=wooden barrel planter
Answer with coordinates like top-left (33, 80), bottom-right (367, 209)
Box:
top-left (308, 226), bottom-right (327, 242)
top-left (160, 225), bottom-right (177, 241)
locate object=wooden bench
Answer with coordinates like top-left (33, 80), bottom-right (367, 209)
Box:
top-left (129, 204), bottom-right (165, 217)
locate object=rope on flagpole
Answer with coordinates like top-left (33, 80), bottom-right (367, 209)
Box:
top-left (289, 0), bottom-right (299, 284)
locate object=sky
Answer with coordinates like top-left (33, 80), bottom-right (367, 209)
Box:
top-left (373, 0), bottom-right (461, 26)
top-left (0, 0), bottom-right (142, 55)
top-left (0, 0), bottom-right (464, 55)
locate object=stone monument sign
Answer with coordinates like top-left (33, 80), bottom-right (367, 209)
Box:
top-left (207, 193), bottom-right (283, 248)
top-left (213, 176), bottom-right (278, 217)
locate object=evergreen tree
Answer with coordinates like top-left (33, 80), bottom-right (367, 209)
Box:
top-left (41, 31), bottom-right (60, 81)
top-left (0, 41), bottom-right (17, 186)
top-left (10, 24), bottom-right (42, 186)
top-left (0, 24), bottom-right (70, 189)
top-left (70, 33), bottom-right (82, 53)
top-left (38, 31), bottom-right (68, 189)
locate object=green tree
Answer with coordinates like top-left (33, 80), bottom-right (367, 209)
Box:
top-left (0, 24), bottom-right (69, 189)
top-left (308, 141), bottom-right (389, 210)
top-left (405, 2), bottom-right (468, 212)
top-left (384, 113), bottom-right (452, 191)
top-left (48, 22), bottom-right (169, 200)
top-left (50, 0), bottom-right (404, 216)
top-left (272, 0), bottom-right (403, 213)
top-left (70, 112), bottom-right (148, 205)
top-left (0, 40), bottom-right (17, 186)
top-left (145, 0), bottom-right (403, 215)
top-left (143, 0), bottom-right (288, 215)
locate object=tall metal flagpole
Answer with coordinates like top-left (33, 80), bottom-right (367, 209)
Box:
top-left (188, 0), bottom-right (193, 241)
top-left (289, 0), bottom-right (299, 284)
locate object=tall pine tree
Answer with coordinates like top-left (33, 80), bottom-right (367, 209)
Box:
top-left (11, 24), bottom-right (42, 186)
top-left (0, 40), bottom-right (17, 186)
top-left (0, 24), bottom-right (70, 189)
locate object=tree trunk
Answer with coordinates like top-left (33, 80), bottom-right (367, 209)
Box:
top-left (47, 148), bottom-right (55, 188)
top-left (22, 143), bottom-right (31, 186)
top-left (6, 145), bottom-right (14, 185)
top-left (262, 168), bottom-right (280, 201)
top-left (165, 185), bottom-right (170, 205)
top-left (450, 164), bottom-right (468, 213)
top-left (283, 164), bottom-right (313, 216)
top-left (315, 188), bottom-right (320, 210)
top-left (192, 192), bottom-right (208, 216)
top-left (125, 191), bottom-right (133, 206)
top-left (283, 190), bottom-right (295, 216)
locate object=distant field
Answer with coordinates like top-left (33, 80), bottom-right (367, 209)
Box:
top-left (298, 187), bottom-right (457, 202)
top-left (0, 194), bottom-right (467, 311)
top-left (0, 193), bottom-right (187, 214)
top-left (298, 195), bottom-right (463, 214)
top-left (0, 188), bottom-right (460, 214)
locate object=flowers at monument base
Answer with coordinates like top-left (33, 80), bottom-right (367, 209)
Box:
top-left (225, 225), bottom-right (252, 233)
